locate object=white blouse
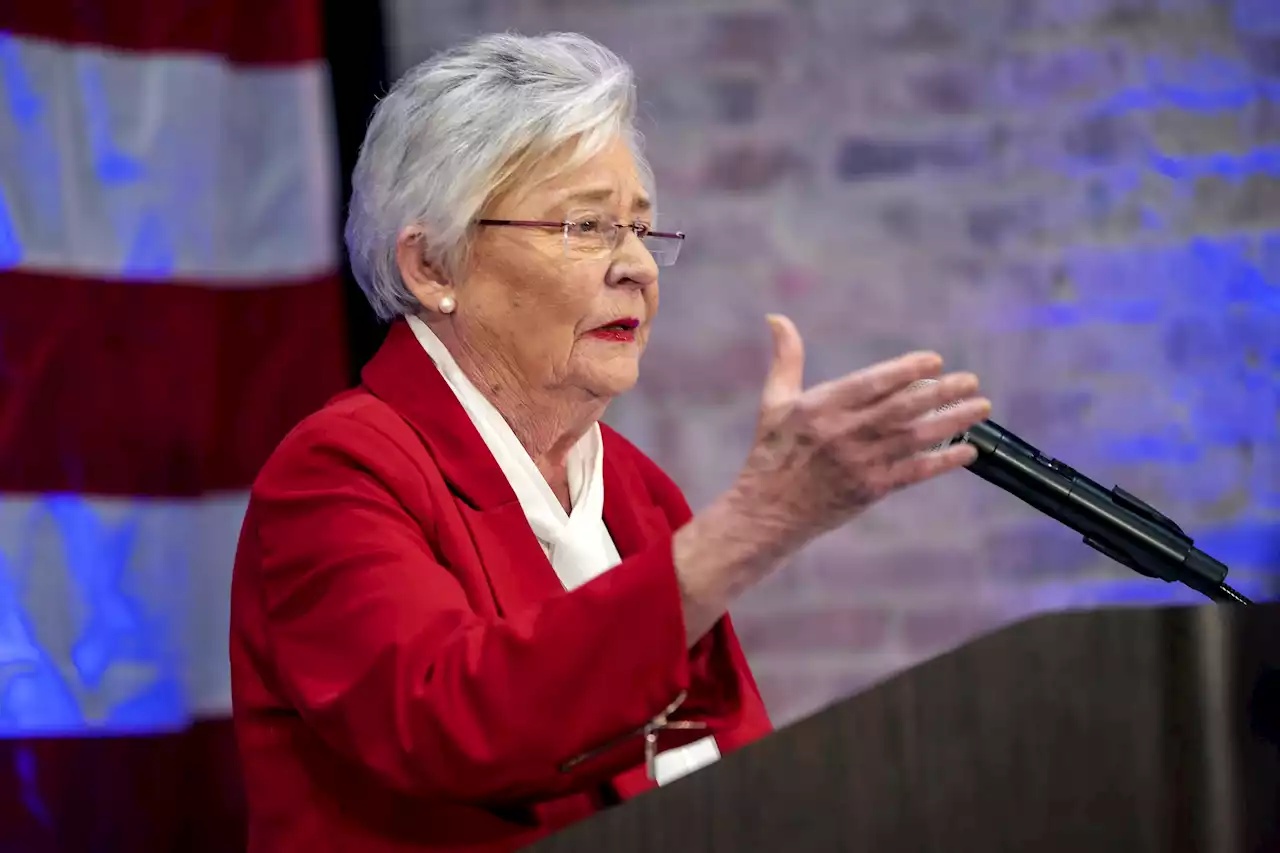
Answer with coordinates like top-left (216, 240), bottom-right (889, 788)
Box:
top-left (406, 316), bottom-right (720, 786)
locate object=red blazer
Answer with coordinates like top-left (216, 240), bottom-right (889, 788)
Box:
top-left (230, 319), bottom-right (773, 852)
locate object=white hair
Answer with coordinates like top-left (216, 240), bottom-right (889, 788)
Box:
top-left (344, 31), bottom-right (654, 321)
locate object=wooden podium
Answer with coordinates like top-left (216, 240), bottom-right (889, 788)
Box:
top-left (528, 603), bottom-right (1280, 853)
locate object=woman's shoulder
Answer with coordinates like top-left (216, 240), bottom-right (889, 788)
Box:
top-left (256, 386), bottom-right (431, 489)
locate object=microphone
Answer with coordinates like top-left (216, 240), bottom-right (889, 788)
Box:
top-left (917, 381), bottom-right (1250, 605)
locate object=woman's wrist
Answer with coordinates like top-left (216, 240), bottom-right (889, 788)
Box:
top-left (671, 484), bottom-right (802, 643)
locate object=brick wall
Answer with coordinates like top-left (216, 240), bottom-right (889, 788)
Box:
top-left (384, 0), bottom-right (1280, 726)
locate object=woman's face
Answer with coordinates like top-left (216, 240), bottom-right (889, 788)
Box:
top-left (446, 135), bottom-right (661, 403)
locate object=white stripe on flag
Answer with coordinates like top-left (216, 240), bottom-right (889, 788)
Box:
top-left (0, 491), bottom-right (246, 732)
top-left (0, 34), bottom-right (336, 283)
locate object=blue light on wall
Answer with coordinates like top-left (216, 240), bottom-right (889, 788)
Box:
top-left (983, 54), bottom-right (1280, 605)
top-left (1233, 0), bottom-right (1280, 35)
top-left (1087, 88), bottom-right (1278, 599)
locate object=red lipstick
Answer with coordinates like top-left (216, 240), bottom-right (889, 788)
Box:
top-left (587, 317), bottom-right (640, 342)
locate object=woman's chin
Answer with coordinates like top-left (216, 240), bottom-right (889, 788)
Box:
top-left (575, 360), bottom-right (640, 399)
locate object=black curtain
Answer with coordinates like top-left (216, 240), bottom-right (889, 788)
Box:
top-left (324, 0), bottom-right (391, 382)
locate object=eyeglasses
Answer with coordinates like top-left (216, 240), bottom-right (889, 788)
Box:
top-left (476, 218), bottom-right (686, 267)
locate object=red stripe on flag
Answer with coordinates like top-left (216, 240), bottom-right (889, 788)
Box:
top-left (0, 720), bottom-right (244, 853)
top-left (0, 0), bottom-right (323, 64)
top-left (0, 270), bottom-right (349, 497)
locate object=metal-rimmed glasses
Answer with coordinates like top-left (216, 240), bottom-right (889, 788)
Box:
top-left (476, 218), bottom-right (686, 267)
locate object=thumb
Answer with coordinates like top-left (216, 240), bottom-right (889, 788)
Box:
top-left (761, 313), bottom-right (804, 410)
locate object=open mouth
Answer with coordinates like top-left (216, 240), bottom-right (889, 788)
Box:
top-left (596, 318), bottom-right (639, 331)
top-left (588, 317), bottom-right (640, 340)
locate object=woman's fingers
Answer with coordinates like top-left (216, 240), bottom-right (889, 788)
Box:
top-left (847, 373), bottom-right (981, 439)
top-left (879, 396), bottom-right (992, 459)
top-left (818, 372), bottom-right (983, 442)
top-left (882, 441), bottom-right (981, 491)
top-left (915, 396), bottom-right (992, 444)
top-left (821, 393), bottom-right (990, 473)
top-left (806, 350), bottom-right (945, 413)
top-left (736, 320), bottom-right (995, 546)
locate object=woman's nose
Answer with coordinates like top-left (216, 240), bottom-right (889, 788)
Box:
top-left (608, 231), bottom-right (659, 288)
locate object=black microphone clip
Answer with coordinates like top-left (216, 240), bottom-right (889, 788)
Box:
top-left (1085, 485), bottom-right (1186, 580)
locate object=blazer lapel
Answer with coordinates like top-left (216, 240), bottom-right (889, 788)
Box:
top-left (460, 502), bottom-right (564, 615)
top-left (360, 320), bottom-right (564, 614)
top-left (600, 431), bottom-right (670, 560)
top-left (361, 319), bottom-right (510, 509)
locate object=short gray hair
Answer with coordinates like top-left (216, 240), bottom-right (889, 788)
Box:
top-left (345, 32), bottom-right (654, 321)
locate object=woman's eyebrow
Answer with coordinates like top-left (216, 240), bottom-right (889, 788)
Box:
top-left (555, 186), bottom-right (652, 212)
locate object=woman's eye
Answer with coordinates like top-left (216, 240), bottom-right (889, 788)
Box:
top-left (573, 219), bottom-right (601, 234)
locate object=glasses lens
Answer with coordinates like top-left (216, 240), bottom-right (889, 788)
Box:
top-left (561, 224), bottom-right (683, 267)
top-left (563, 221), bottom-right (612, 256)
top-left (643, 235), bottom-right (682, 267)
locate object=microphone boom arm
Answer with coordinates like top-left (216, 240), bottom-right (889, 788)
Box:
top-left (960, 421), bottom-right (1247, 605)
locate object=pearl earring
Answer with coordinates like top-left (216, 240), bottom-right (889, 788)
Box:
top-left (438, 296), bottom-right (456, 314)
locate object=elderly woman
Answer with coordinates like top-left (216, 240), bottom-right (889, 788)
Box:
top-left (229, 32), bottom-right (988, 853)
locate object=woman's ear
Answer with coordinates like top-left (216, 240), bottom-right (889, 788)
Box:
top-left (395, 227), bottom-right (455, 312)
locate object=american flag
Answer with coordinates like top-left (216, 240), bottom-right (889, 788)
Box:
top-left (0, 0), bottom-right (348, 846)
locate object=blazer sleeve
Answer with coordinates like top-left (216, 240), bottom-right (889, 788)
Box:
top-left (249, 413), bottom-right (702, 805)
top-left (627, 442), bottom-right (774, 748)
